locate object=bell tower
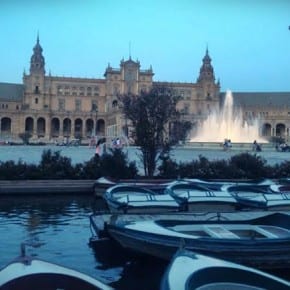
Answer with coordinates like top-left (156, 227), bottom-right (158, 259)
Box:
top-left (30, 34), bottom-right (45, 75)
top-left (196, 47), bottom-right (220, 101)
top-left (197, 47), bottom-right (215, 83)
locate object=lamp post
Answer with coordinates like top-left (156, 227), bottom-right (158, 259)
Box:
top-left (95, 105), bottom-right (98, 137)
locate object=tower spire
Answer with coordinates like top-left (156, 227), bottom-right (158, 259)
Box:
top-left (197, 46), bottom-right (215, 83)
top-left (30, 33), bottom-right (45, 75)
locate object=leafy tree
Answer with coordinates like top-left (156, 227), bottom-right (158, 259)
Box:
top-left (119, 86), bottom-right (186, 177)
top-left (169, 120), bottom-right (192, 144)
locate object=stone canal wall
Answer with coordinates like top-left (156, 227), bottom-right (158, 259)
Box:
top-left (0, 179), bottom-right (95, 195)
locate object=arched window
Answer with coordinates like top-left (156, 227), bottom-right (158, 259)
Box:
top-left (112, 100), bottom-right (118, 108)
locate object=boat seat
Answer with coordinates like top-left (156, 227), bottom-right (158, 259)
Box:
top-left (253, 226), bottom-right (280, 238)
top-left (203, 225), bottom-right (240, 239)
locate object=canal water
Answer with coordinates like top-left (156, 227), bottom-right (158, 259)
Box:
top-left (0, 195), bottom-right (289, 290)
top-left (0, 195), bottom-right (168, 289)
top-left (0, 146), bottom-right (289, 289)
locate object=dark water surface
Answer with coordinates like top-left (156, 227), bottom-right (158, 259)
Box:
top-left (0, 196), bottom-right (290, 289)
top-left (0, 195), bottom-right (167, 290)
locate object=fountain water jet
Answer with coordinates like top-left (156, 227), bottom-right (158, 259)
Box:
top-left (190, 90), bottom-right (266, 143)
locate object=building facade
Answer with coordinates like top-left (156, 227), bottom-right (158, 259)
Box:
top-left (0, 37), bottom-right (289, 143)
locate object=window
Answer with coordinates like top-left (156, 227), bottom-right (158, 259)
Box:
top-left (64, 86), bottom-right (70, 96)
top-left (87, 87), bottom-right (92, 96)
top-left (35, 98), bottom-right (38, 104)
top-left (57, 86), bottom-right (63, 95)
top-left (92, 101), bottom-right (98, 112)
top-left (72, 86), bottom-right (77, 96)
top-left (79, 87), bottom-right (84, 96)
top-left (112, 100), bottom-right (118, 108)
top-left (113, 85), bottom-right (119, 95)
top-left (59, 99), bottom-right (65, 111)
top-left (75, 99), bottom-right (81, 111)
top-left (35, 86), bottom-right (39, 94)
top-left (94, 86), bottom-right (99, 96)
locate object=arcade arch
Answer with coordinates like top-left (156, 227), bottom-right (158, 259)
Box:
top-left (74, 118), bottom-right (83, 138)
top-left (63, 118), bottom-right (71, 137)
top-left (96, 119), bottom-right (105, 136)
top-left (85, 118), bottom-right (94, 137)
top-left (276, 123), bottom-right (286, 138)
top-left (51, 118), bottom-right (60, 137)
top-left (25, 117), bottom-right (34, 134)
top-left (1, 117), bottom-right (11, 134)
top-left (262, 123), bottom-right (271, 137)
top-left (37, 117), bottom-right (46, 137)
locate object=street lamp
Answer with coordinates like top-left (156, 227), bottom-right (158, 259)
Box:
top-left (95, 105), bottom-right (98, 136)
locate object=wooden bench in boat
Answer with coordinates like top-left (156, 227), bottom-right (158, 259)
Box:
top-left (203, 225), bottom-right (240, 239)
top-left (203, 225), bottom-right (290, 239)
top-left (253, 226), bottom-right (279, 238)
top-left (254, 225), bottom-right (290, 238)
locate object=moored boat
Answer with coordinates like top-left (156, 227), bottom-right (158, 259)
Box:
top-left (93, 176), bottom-right (173, 197)
top-left (225, 183), bottom-right (280, 194)
top-left (233, 192), bottom-right (290, 211)
top-left (160, 249), bottom-right (290, 290)
top-left (184, 178), bottom-right (276, 192)
top-left (165, 180), bottom-right (240, 212)
top-left (105, 212), bottom-right (290, 269)
top-left (0, 248), bottom-right (113, 290)
top-left (103, 184), bottom-right (181, 213)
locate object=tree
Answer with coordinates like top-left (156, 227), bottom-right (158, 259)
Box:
top-left (169, 120), bottom-right (192, 144)
top-left (119, 86), bottom-right (188, 177)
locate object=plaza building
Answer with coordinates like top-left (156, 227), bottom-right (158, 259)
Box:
top-left (0, 36), bottom-right (289, 144)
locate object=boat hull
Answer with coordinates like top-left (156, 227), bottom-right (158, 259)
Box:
top-left (106, 204), bottom-right (181, 214)
top-left (161, 250), bottom-right (290, 290)
top-left (108, 226), bottom-right (290, 268)
top-left (103, 184), bottom-right (180, 213)
top-left (107, 213), bottom-right (290, 269)
top-left (185, 201), bottom-right (238, 212)
top-left (0, 256), bottom-right (113, 290)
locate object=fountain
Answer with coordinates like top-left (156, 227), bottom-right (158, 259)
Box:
top-left (190, 90), bottom-right (265, 143)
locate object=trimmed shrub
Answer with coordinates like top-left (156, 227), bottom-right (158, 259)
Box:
top-left (38, 149), bottom-right (76, 179)
top-left (99, 148), bottom-right (138, 179)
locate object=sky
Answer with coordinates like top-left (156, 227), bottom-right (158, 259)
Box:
top-left (0, 0), bottom-right (290, 92)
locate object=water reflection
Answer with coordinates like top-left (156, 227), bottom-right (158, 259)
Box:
top-left (0, 195), bottom-right (289, 290)
top-left (0, 195), bottom-right (167, 289)
top-left (0, 196), bottom-right (97, 275)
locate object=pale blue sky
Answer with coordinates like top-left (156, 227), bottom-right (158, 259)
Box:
top-left (0, 0), bottom-right (289, 92)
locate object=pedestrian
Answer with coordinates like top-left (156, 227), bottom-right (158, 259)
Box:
top-left (223, 139), bottom-right (228, 150)
top-left (95, 144), bottom-right (100, 157)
